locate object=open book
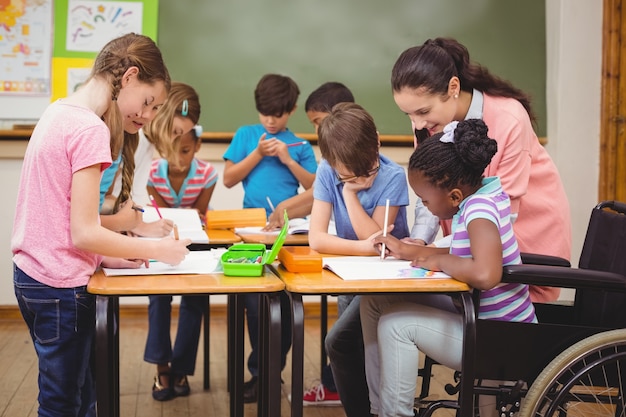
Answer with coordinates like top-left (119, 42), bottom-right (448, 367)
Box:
top-left (322, 256), bottom-right (451, 280)
top-left (142, 206), bottom-right (209, 244)
top-left (235, 218), bottom-right (336, 236)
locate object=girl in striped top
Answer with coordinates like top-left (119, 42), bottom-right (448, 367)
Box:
top-left (360, 119), bottom-right (536, 417)
top-left (143, 90), bottom-right (218, 402)
top-left (147, 125), bottom-right (218, 224)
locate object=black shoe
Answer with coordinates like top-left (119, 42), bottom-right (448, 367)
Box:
top-left (243, 376), bottom-right (258, 403)
top-left (173, 374), bottom-right (190, 397)
top-left (152, 372), bottom-right (175, 401)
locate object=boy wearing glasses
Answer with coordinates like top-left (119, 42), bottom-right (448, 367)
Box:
top-left (308, 102), bottom-right (409, 417)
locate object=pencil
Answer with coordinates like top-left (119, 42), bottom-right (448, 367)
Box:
top-left (173, 224), bottom-right (179, 240)
top-left (149, 195), bottom-right (163, 219)
top-left (287, 141), bottom-right (307, 148)
top-left (380, 198), bottom-right (390, 261)
top-left (266, 196), bottom-right (276, 213)
top-left (131, 205), bottom-right (144, 213)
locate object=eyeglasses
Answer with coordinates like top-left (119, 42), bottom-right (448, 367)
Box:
top-left (335, 164), bottom-right (380, 183)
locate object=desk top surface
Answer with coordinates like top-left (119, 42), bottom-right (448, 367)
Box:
top-left (272, 264), bottom-right (470, 294)
top-left (88, 268), bottom-right (284, 296)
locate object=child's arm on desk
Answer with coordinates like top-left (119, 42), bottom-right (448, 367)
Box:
top-left (264, 189), bottom-right (314, 230)
top-left (309, 199), bottom-right (379, 256)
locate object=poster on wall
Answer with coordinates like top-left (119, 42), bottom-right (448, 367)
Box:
top-left (0, 0), bottom-right (53, 95)
top-left (65, 0), bottom-right (143, 52)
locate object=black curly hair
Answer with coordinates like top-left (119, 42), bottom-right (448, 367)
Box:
top-left (409, 119), bottom-right (497, 190)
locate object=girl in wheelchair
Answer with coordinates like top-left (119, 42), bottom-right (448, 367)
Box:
top-left (364, 119), bottom-right (537, 417)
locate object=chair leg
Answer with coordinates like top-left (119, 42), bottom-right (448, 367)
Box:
top-left (203, 295), bottom-right (210, 390)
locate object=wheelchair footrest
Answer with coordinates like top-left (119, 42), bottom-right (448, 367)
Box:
top-left (413, 398), bottom-right (459, 417)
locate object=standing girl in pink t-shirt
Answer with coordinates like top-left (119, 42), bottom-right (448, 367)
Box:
top-left (11, 33), bottom-right (191, 417)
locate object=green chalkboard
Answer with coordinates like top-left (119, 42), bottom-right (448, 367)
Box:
top-left (158, 0), bottom-right (546, 136)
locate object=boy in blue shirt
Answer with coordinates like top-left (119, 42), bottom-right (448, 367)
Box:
top-left (223, 73), bottom-right (317, 402)
top-left (309, 102), bottom-right (410, 416)
top-left (223, 73), bottom-right (317, 215)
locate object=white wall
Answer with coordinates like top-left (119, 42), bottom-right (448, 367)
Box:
top-left (0, 0), bottom-right (602, 306)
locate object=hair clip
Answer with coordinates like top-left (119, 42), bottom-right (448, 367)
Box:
top-left (193, 125), bottom-right (203, 138)
top-left (181, 99), bottom-right (189, 117)
top-left (439, 121), bottom-right (459, 143)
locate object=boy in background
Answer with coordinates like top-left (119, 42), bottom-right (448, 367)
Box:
top-left (264, 81), bottom-right (355, 230)
top-left (222, 73), bottom-right (317, 402)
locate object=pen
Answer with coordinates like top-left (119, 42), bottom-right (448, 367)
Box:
top-left (266, 196), bottom-right (276, 213)
top-left (131, 205), bottom-right (144, 213)
top-left (149, 195), bottom-right (163, 219)
top-left (380, 198), bottom-right (390, 261)
top-left (287, 141), bottom-right (307, 148)
top-left (173, 224), bottom-right (179, 240)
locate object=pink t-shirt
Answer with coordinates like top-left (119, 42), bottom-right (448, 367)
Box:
top-left (441, 94), bottom-right (572, 301)
top-left (12, 101), bottom-right (112, 288)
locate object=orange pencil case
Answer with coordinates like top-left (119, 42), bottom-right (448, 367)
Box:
top-left (278, 246), bottom-right (323, 272)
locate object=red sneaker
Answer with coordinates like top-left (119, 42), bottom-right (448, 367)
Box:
top-left (302, 382), bottom-right (341, 406)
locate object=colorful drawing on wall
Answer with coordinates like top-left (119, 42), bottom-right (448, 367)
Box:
top-left (66, 0), bottom-right (143, 52)
top-left (0, 0), bottom-right (52, 95)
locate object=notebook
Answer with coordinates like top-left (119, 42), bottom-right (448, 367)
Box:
top-left (322, 256), bottom-right (451, 280)
top-left (142, 206), bottom-right (209, 244)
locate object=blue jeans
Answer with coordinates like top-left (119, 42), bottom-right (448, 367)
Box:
top-left (13, 264), bottom-right (96, 417)
top-left (144, 295), bottom-right (207, 375)
top-left (325, 295), bottom-right (372, 417)
top-left (244, 292), bottom-right (292, 377)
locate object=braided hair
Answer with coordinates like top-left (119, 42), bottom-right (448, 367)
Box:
top-left (90, 33), bottom-right (170, 213)
top-left (409, 119), bottom-right (497, 190)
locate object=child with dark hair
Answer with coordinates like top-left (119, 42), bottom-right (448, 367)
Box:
top-left (362, 119), bottom-right (536, 417)
top-left (264, 81), bottom-right (355, 230)
top-left (304, 82), bottom-right (355, 131)
top-left (223, 73), bottom-right (317, 402)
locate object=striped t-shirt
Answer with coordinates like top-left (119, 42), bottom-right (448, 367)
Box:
top-left (450, 176), bottom-right (536, 323)
top-left (148, 158), bottom-right (218, 208)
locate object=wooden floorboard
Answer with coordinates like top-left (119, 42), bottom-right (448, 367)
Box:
top-left (0, 309), bottom-right (456, 417)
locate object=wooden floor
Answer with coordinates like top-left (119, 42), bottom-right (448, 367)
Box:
top-left (0, 308), bottom-right (457, 417)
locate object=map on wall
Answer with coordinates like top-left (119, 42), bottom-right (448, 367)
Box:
top-left (0, 0), bottom-right (52, 95)
top-left (66, 0), bottom-right (143, 52)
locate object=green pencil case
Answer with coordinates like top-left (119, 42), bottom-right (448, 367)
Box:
top-left (221, 211), bottom-right (288, 277)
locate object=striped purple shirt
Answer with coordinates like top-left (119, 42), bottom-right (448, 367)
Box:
top-left (148, 158), bottom-right (218, 208)
top-left (450, 177), bottom-right (536, 323)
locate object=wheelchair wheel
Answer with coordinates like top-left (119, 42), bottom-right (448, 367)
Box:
top-left (520, 329), bottom-right (626, 417)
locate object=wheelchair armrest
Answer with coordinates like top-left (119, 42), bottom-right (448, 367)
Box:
top-left (520, 252), bottom-right (571, 267)
top-left (502, 264), bottom-right (626, 292)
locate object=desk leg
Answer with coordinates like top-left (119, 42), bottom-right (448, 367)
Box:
top-left (287, 293), bottom-right (304, 417)
top-left (229, 294), bottom-right (245, 417)
top-left (458, 292), bottom-right (477, 417)
top-left (258, 293), bottom-right (282, 417)
top-left (95, 295), bottom-right (120, 417)
top-left (320, 295), bottom-right (328, 381)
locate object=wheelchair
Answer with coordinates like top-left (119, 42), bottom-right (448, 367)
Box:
top-left (414, 200), bottom-right (626, 417)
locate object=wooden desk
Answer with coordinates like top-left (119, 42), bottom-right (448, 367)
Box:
top-left (271, 264), bottom-right (476, 417)
top-left (88, 269), bottom-right (284, 417)
top-left (237, 232), bottom-right (309, 246)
